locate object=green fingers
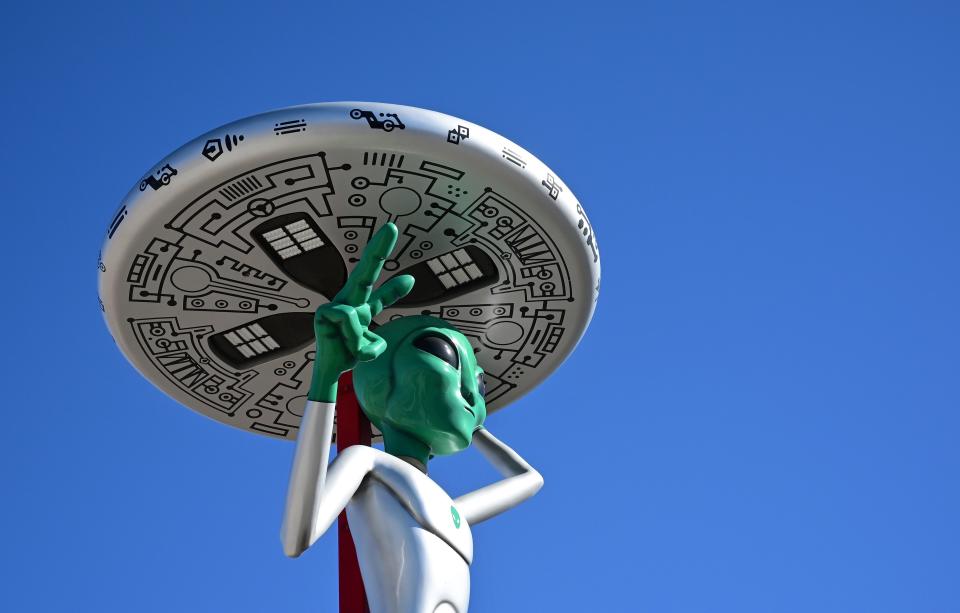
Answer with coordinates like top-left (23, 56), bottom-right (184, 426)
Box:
top-left (369, 274), bottom-right (415, 317)
top-left (308, 223), bottom-right (415, 402)
top-left (334, 223), bottom-right (398, 306)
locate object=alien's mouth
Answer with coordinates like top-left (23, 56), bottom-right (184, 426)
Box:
top-left (464, 406), bottom-right (476, 418)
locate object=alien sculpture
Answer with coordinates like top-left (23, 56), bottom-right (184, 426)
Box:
top-left (282, 223), bottom-right (542, 613)
top-left (98, 102), bottom-right (600, 613)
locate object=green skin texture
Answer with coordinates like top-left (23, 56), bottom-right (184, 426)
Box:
top-left (307, 223), bottom-right (487, 466)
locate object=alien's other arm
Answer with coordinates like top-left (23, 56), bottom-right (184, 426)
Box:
top-left (454, 428), bottom-right (543, 525)
top-left (280, 223), bottom-right (413, 557)
top-left (281, 402), bottom-right (376, 557)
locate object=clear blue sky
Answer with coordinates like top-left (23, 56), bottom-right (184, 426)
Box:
top-left (2, 2), bottom-right (958, 611)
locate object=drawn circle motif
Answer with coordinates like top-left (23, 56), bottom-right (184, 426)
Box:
top-left (98, 102), bottom-right (600, 441)
top-left (246, 198), bottom-right (275, 217)
top-left (379, 187), bottom-right (422, 217)
top-left (170, 266), bottom-right (211, 292)
top-left (485, 321), bottom-right (525, 346)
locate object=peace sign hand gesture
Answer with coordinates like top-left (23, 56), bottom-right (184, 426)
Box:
top-left (307, 223), bottom-right (414, 402)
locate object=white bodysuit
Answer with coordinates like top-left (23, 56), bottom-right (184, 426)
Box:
top-left (282, 401), bottom-right (542, 613)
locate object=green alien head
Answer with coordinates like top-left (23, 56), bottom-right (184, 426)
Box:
top-left (353, 315), bottom-right (487, 463)
top-left (307, 223), bottom-right (488, 466)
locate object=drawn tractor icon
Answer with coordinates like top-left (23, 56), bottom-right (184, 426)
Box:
top-left (139, 164), bottom-right (178, 191)
top-left (350, 108), bottom-right (405, 132)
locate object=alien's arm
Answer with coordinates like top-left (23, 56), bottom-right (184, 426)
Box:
top-left (454, 427), bottom-right (544, 526)
top-left (280, 400), bottom-right (375, 558)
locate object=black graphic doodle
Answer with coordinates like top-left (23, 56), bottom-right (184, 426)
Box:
top-left (107, 206), bottom-right (127, 239)
top-left (209, 312), bottom-right (315, 368)
top-left (139, 164), bottom-right (178, 191)
top-left (350, 108), bottom-right (405, 132)
top-left (251, 212), bottom-right (346, 297)
top-left (447, 125), bottom-right (470, 144)
top-left (501, 147), bottom-right (526, 169)
top-left (575, 201), bottom-right (599, 264)
top-left (203, 134), bottom-right (244, 161)
top-left (541, 174), bottom-right (563, 200)
top-left (128, 316), bottom-right (255, 416)
top-left (119, 147), bottom-right (582, 439)
top-left (363, 151), bottom-right (404, 167)
top-left (274, 119), bottom-right (307, 135)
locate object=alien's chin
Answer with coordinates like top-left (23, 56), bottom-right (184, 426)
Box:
top-left (430, 430), bottom-right (473, 456)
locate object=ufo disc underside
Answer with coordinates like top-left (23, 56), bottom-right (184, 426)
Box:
top-left (98, 102), bottom-right (600, 440)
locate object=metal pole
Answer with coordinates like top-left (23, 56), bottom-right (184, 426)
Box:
top-left (335, 371), bottom-right (371, 613)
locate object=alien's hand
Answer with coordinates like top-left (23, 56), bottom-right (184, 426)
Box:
top-left (309, 223), bottom-right (414, 401)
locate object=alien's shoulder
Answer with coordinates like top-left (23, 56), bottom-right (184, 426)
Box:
top-left (332, 444), bottom-right (381, 470)
top-left (336, 446), bottom-right (417, 478)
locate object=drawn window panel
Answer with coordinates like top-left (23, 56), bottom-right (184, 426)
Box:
top-left (261, 219), bottom-right (325, 260)
top-left (224, 323), bottom-right (280, 358)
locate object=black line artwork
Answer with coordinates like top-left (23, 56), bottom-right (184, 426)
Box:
top-left (363, 152), bottom-right (405, 167)
top-left (165, 152), bottom-right (347, 252)
top-left (420, 160), bottom-right (464, 180)
top-left (220, 175), bottom-right (264, 202)
top-left (110, 126), bottom-right (594, 441)
top-left (274, 119), bottom-right (307, 135)
top-left (394, 247), bottom-right (500, 307)
top-left (338, 216), bottom-right (377, 262)
top-left (251, 212), bottom-right (346, 297)
top-left (447, 125), bottom-right (470, 144)
top-left (245, 198), bottom-right (274, 217)
top-left (139, 164), bottom-right (178, 191)
top-left (208, 312), bottom-right (315, 368)
top-left (202, 134), bottom-right (244, 161)
top-left (576, 202), bottom-right (599, 263)
top-left (501, 147), bottom-right (526, 169)
top-left (541, 173), bottom-right (563, 200)
top-left (107, 206), bottom-right (127, 239)
top-left (129, 316), bottom-right (255, 416)
top-left (350, 108), bottom-right (405, 132)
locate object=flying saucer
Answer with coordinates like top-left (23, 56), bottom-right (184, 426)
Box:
top-left (98, 102), bottom-right (600, 440)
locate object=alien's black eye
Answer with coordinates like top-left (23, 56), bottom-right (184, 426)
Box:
top-left (413, 333), bottom-right (459, 369)
top-left (477, 373), bottom-right (486, 398)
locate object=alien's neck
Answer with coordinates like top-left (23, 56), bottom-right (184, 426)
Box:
top-left (396, 455), bottom-right (427, 473)
top-left (381, 424), bottom-right (429, 474)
